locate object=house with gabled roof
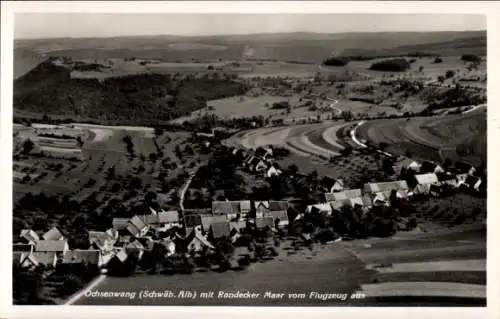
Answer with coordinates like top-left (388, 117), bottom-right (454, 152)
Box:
top-left (42, 226), bottom-right (64, 241)
top-left (209, 222), bottom-right (232, 239)
top-left (411, 184), bottom-right (440, 196)
top-left (325, 189), bottom-right (362, 202)
top-left (212, 200), bottom-right (251, 219)
top-left (186, 228), bottom-right (215, 253)
top-left (20, 252), bottom-right (58, 269)
top-left (63, 250), bottom-right (104, 267)
top-left (88, 230), bottom-right (116, 252)
top-left (126, 215), bottom-right (149, 238)
top-left (200, 214), bottom-right (228, 231)
top-left (143, 210), bottom-right (181, 231)
top-left (414, 173), bottom-right (439, 186)
top-left (19, 229), bottom-right (40, 245)
top-left (229, 220), bottom-right (247, 233)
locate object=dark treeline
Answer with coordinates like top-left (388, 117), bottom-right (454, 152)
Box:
top-left (14, 61), bottom-right (247, 125)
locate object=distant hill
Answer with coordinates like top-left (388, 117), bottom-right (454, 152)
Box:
top-left (15, 31), bottom-right (486, 63)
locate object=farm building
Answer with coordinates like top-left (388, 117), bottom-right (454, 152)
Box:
top-left (125, 240), bottom-right (145, 259)
top-left (88, 230), bottom-right (118, 252)
top-left (324, 189), bottom-right (362, 202)
top-left (212, 200), bottom-right (251, 219)
top-left (126, 215), bottom-right (150, 238)
top-left (13, 243), bottom-right (34, 253)
top-left (186, 228), bottom-right (215, 253)
top-left (229, 220), bottom-right (247, 233)
top-left (18, 252), bottom-right (58, 269)
top-left (209, 222), bottom-right (232, 239)
top-left (265, 210), bottom-right (289, 227)
top-left (393, 158), bottom-right (421, 175)
top-left (254, 200), bottom-right (289, 218)
top-left (255, 217), bottom-right (275, 230)
top-left (411, 184), bottom-right (441, 196)
top-left (306, 203), bottom-right (333, 215)
top-left (411, 173), bottom-right (440, 188)
top-left (363, 181), bottom-right (409, 194)
top-left (143, 210), bottom-right (181, 230)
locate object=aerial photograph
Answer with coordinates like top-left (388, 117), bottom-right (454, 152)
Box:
top-left (10, 13), bottom-right (486, 307)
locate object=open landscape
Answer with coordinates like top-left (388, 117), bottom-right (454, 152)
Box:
top-left (10, 13), bottom-right (487, 310)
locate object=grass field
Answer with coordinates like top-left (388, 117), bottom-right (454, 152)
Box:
top-left (356, 109), bottom-right (486, 165)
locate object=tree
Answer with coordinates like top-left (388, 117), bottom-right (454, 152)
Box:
top-left (22, 139), bottom-right (34, 155)
top-left (437, 75), bottom-right (445, 84)
top-left (445, 70), bottom-right (455, 79)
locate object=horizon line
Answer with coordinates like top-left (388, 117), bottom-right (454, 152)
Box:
top-left (14, 29), bottom-right (487, 41)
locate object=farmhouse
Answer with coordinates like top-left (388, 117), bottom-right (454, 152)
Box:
top-left (254, 200), bottom-right (289, 218)
top-left (394, 158), bottom-right (421, 174)
top-left (200, 214), bottom-right (228, 231)
top-left (186, 228), bottom-right (215, 252)
top-left (266, 210), bottom-right (289, 227)
top-left (126, 215), bottom-right (150, 238)
top-left (212, 200), bottom-right (251, 219)
top-left (88, 230), bottom-right (118, 252)
top-left (143, 210), bottom-right (181, 230)
top-left (306, 203), bottom-right (333, 215)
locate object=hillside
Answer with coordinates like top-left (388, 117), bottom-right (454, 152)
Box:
top-left (13, 60), bottom-right (247, 124)
top-left (13, 48), bottom-right (47, 80)
top-left (15, 31), bottom-right (486, 63)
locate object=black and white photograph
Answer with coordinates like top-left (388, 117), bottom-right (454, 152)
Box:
top-left (1, 1), bottom-right (498, 317)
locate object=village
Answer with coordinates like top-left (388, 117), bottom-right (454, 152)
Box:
top-left (13, 133), bottom-right (485, 285)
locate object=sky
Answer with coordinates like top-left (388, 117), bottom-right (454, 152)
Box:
top-left (14, 13), bottom-right (486, 39)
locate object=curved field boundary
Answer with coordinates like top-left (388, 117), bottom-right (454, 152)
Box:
top-left (368, 259), bottom-right (485, 273)
top-left (356, 282), bottom-right (485, 299)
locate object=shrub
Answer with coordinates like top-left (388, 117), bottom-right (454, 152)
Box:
top-left (322, 57), bottom-right (349, 67)
top-left (433, 57), bottom-right (443, 64)
top-left (461, 54), bottom-right (481, 62)
top-left (369, 59), bottom-right (411, 72)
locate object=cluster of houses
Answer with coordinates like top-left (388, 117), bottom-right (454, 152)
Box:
top-left (231, 146), bottom-right (283, 178)
top-left (306, 158), bottom-right (484, 216)
top-left (13, 198), bottom-right (290, 271)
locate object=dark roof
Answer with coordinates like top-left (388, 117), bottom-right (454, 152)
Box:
top-left (266, 210), bottom-right (288, 221)
top-left (268, 201), bottom-right (289, 211)
top-left (210, 222), bottom-right (231, 238)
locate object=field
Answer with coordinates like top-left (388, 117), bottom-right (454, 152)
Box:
top-left (75, 225), bottom-right (485, 306)
top-left (12, 123), bottom-right (200, 224)
top-left (356, 108), bottom-right (487, 165)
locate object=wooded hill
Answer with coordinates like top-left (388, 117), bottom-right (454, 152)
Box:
top-left (14, 60), bottom-right (247, 124)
